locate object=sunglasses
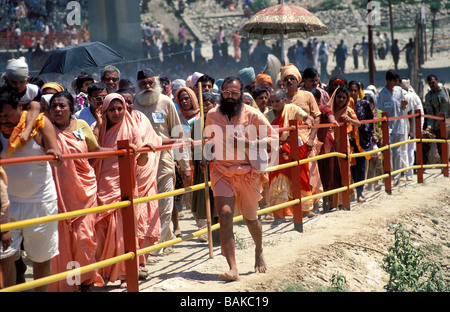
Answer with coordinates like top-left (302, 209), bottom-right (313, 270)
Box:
top-left (93, 95), bottom-right (106, 102)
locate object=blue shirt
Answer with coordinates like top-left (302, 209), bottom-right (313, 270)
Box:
top-left (75, 106), bottom-right (96, 127)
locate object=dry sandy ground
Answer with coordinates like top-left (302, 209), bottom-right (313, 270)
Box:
top-left (98, 168), bottom-right (449, 293)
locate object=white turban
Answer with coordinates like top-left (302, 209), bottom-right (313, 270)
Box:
top-left (5, 56), bottom-right (29, 82)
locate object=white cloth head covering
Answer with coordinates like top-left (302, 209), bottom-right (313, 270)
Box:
top-left (5, 57), bottom-right (29, 82)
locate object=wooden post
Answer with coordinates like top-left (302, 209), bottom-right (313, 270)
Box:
top-left (368, 0), bottom-right (375, 85)
top-left (337, 121), bottom-right (351, 210)
top-left (381, 112), bottom-right (392, 194)
top-left (415, 109), bottom-right (424, 183)
top-left (117, 140), bottom-right (140, 292)
top-left (439, 112), bottom-right (449, 177)
top-left (198, 82), bottom-right (214, 258)
top-left (288, 120), bottom-right (303, 233)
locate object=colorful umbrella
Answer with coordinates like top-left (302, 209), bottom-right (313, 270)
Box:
top-left (240, 2), bottom-right (328, 63)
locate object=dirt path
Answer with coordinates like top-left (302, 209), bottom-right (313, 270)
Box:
top-left (99, 169), bottom-right (450, 293)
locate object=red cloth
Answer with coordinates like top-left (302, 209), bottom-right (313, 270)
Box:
top-left (269, 113), bottom-right (310, 218)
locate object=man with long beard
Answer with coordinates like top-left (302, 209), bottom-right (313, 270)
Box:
top-left (134, 68), bottom-right (191, 255)
top-left (205, 76), bottom-right (279, 282)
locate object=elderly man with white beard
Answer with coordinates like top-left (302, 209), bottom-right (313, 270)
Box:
top-left (134, 68), bottom-right (191, 255)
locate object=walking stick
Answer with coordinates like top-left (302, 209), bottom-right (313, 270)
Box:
top-left (198, 83), bottom-right (214, 259)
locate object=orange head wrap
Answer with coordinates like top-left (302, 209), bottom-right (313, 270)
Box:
top-left (256, 73), bottom-right (272, 88)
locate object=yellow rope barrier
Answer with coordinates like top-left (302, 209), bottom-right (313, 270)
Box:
top-left (390, 165), bottom-right (422, 177)
top-left (299, 152), bottom-right (347, 164)
top-left (134, 182), bottom-right (211, 205)
top-left (388, 139), bottom-right (420, 149)
top-left (263, 161), bottom-right (299, 173)
top-left (348, 145), bottom-right (393, 158)
top-left (2, 120), bottom-right (447, 292)
top-left (349, 174), bottom-right (390, 190)
top-left (421, 138), bottom-right (447, 144)
top-left (136, 200), bottom-right (302, 257)
top-left (0, 201), bottom-right (131, 232)
top-left (0, 252), bottom-right (135, 293)
top-left (422, 164), bottom-right (449, 169)
top-left (301, 186), bottom-right (349, 203)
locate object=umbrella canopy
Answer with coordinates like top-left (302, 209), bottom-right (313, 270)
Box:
top-left (39, 41), bottom-right (124, 75)
top-left (240, 3), bottom-right (328, 39)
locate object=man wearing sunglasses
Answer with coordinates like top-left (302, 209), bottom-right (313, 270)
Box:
top-left (75, 82), bottom-right (108, 127)
top-left (101, 65), bottom-right (121, 94)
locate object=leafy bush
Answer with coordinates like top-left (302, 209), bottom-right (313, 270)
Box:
top-left (382, 223), bottom-right (449, 292)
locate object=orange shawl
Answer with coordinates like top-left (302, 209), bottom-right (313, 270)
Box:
top-left (6, 111), bottom-right (45, 157)
top-left (94, 93), bottom-right (142, 282)
top-left (49, 124), bottom-right (103, 291)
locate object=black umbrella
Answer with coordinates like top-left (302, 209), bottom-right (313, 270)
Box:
top-left (38, 41), bottom-right (124, 75)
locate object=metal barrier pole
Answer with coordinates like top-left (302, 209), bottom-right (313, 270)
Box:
top-left (415, 109), bottom-right (424, 183)
top-left (338, 121), bottom-right (351, 210)
top-left (117, 140), bottom-right (139, 292)
top-left (439, 112), bottom-right (449, 177)
top-left (288, 120), bottom-right (303, 232)
top-left (381, 112), bottom-right (392, 194)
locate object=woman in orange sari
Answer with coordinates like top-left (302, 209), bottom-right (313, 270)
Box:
top-left (94, 93), bottom-right (149, 288)
top-left (47, 91), bottom-right (104, 292)
top-left (264, 89), bottom-right (314, 223)
top-left (326, 87), bottom-right (361, 209)
top-left (118, 89), bottom-right (162, 274)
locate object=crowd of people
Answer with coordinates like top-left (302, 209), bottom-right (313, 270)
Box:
top-left (0, 46), bottom-right (448, 291)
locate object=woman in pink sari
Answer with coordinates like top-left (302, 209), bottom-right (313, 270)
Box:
top-left (94, 93), bottom-right (149, 288)
top-left (118, 89), bottom-right (162, 275)
top-left (47, 91), bottom-right (104, 292)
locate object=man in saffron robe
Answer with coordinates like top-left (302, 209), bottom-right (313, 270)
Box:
top-left (205, 76), bottom-right (279, 282)
top-left (281, 64), bottom-right (323, 212)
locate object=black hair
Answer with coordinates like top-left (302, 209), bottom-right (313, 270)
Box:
top-left (87, 82), bottom-right (107, 97)
top-left (202, 92), bottom-right (216, 103)
top-left (348, 80), bottom-right (362, 90)
top-left (426, 74), bottom-right (438, 82)
top-left (75, 72), bottom-right (94, 90)
top-left (386, 69), bottom-right (400, 81)
top-left (50, 91), bottom-right (75, 115)
top-left (196, 74), bottom-right (215, 87)
top-left (334, 87), bottom-right (349, 103)
top-left (117, 88), bottom-right (134, 97)
top-left (251, 87), bottom-right (269, 100)
top-left (222, 76), bottom-right (243, 92)
top-left (364, 94), bottom-right (375, 104)
top-left (0, 85), bottom-right (21, 111)
top-left (309, 88), bottom-right (321, 102)
top-left (302, 68), bottom-right (319, 80)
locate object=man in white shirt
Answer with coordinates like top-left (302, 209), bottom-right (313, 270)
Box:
top-left (0, 86), bottom-right (61, 291)
top-left (376, 70), bottom-right (410, 185)
top-left (400, 78), bottom-right (424, 180)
